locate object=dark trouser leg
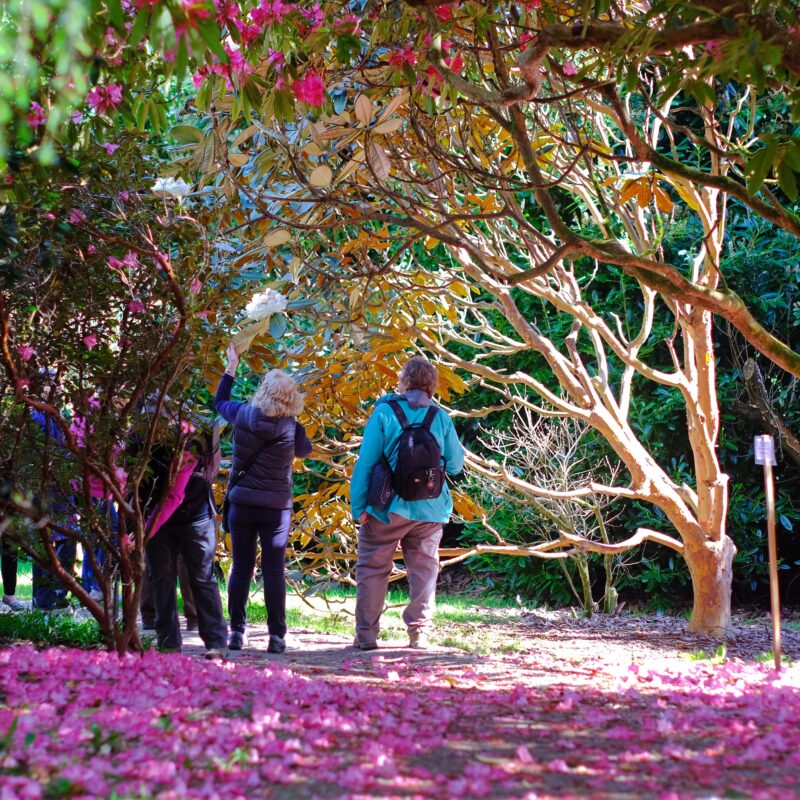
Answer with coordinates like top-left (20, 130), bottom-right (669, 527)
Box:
top-left (177, 516), bottom-right (227, 649)
top-left (145, 527), bottom-right (181, 650)
top-left (140, 560), bottom-right (156, 628)
top-left (1, 538), bottom-right (18, 597)
top-left (227, 505), bottom-right (259, 634)
top-left (259, 508), bottom-right (291, 639)
top-left (177, 554), bottom-right (197, 624)
top-left (32, 537), bottom-right (76, 610)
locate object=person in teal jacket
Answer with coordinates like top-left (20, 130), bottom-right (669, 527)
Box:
top-left (350, 356), bottom-right (465, 650)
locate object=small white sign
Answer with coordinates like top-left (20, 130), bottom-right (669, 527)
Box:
top-left (754, 435), bottom-right (777, 466)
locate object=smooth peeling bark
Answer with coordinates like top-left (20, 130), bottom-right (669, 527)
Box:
top-left (683, 534), bottom-right (736, 637)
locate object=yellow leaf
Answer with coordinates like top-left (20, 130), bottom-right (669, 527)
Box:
top-left (425, 236), bottom-right (439, 250)
top-left (378, 90), bottom-right (408, 121)
top-left (309, 165), bottom-right (333, 187)
top-left (232, 123), bottom-right (260, 148)
top-left (263, 229), bottom-right (293, 246)
top-left (653, 184), bottom-right (673, 214)
top-left (354, 94), bottom-right (373, 127)
top-left (372, 118), bottom-right (403, 135)
top-left (227, 152), bottom-right (249, 168)
top-left (366, 140), bottom-right (391, 182)
top-left (619, 179), bottom-right (641, 205)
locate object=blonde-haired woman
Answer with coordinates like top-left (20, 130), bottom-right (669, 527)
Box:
top-left (215, 344), bottom-right (312, 653)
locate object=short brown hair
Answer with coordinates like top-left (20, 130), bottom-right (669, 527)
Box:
top-left (398, 356), bottom-right (438, 397)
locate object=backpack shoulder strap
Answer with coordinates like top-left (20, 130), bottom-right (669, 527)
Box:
top-left (388, 399), bottom-right (410, 429)
top-left (421, 405), bottom-right (438, 430)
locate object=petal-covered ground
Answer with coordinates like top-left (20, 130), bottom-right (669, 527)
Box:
top-left (1, 644), bottom-right (799, 799)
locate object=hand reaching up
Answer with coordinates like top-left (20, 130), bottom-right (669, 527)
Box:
top-left (224, 343), bottom-right (240, 376)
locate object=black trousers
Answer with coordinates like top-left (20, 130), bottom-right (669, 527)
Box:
top-left (145, 515), bottom-right (227, 650)
top-left (140, 554), bottom-right (197, 627)
top-left (227, 505), bottom-right (291, 637)
top-left (1, 538), bottom-right (18, 596)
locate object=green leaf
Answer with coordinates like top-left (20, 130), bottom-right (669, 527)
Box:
top-left (108, 0), bottom-right (124, 28)
top-left (777, 160), bottom-right (798, 200)
top-left (745, 138), bottom-right (777, 197)
top-left (269, 314), bottom-right (288, 339)
top-left (196, 20), bottom-right (229, 62)
top-left (170, 125), bottom-right (204, 144)
top-left (129, 9), bottom-right (149, 47)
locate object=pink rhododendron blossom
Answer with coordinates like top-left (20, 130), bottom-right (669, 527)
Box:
top-left (87, 244), bottom-right (97, 255)
top-left (333, 13), bottom-right (360, 34)
top-left (190, 276), bottom-right (202, 294)
top-left (17, 345), bottom-right (35, 362)
top-left (267, 48), bottom-right (285, 69)
top-left (87, 83), bottom-right (124, 114)
top-left (118, 190), bottom-right (130, 202)
top-left (68, 209), bottom-right (87, 225)
top-left (15, 377), bottom-right (30, 390)
top-left (706, 39), bottom-right (724, 60)
top-left (122, 251), bottom-right (140, 269)
top-left (27, 101), bottom-right (47, 127)
top-left (127, 299), bottom-right (145, 313)
top-left (389, 46), bottom-right (417, 68)
top-left (251, 0), bottom-right (291, 26)
top-left (70, 111), bottom-right (85, 124)
top-left (298, 2), bottom-right (322, 29)
top-left (434, 3), bottom-right (453, 22)
top-left (215, 0), bottom-right (239, 23)
top-left (234, 19), bottom-right (262, 43)
top-left (180, 0), bottom-right (211, 26)
top-left (108, 256), bottom-right (125, 269)
top-left (563, 61), bottom-right (578, 76)
top-left (293, 73), bottom-right (326, 106)
top-left (226, 46), bottom-right (254, 81)
top-left (102, 142), bottom-right (120, 155)
top-left (83, 333), bottom-right (98, 350)
top-left (444, 52), bottom-right (464, 73)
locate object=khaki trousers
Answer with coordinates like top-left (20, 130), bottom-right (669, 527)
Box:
top-left (355, 513), bottom-right (442, 646)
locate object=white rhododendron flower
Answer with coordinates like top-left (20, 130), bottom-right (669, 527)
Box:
top-left (151, 177), bottom-right (192, 200)
top-left (245, 289), bottom-right (287, 321)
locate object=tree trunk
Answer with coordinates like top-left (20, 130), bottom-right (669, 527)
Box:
top-left (683, 535), bottom-right (736, 637)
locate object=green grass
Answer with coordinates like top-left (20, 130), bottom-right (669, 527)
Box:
top-left (0, 609), bottom-right (104, 648)
top-left (4, 558), bottom-right (523, 654)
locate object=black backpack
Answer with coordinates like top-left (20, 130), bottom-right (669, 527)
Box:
top-left (388, 400), bottom-right (447, 501)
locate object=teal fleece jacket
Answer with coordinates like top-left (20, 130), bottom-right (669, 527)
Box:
top-left (350, 391), bottom-right (465, 524)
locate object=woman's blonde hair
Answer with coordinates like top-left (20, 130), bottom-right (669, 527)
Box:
top-left (251, 370), bottom-right (304, 417)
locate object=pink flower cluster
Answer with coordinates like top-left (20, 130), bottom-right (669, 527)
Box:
top-left (293, 72), bottom-right (326, 106)
top-left (250, 0), bottom-right (292, 27)
top-left (87, 84), bottom-right (124, 115)
top-left (1, 646), bottom-right (799, 798)
top-left (27, 101), bottom-right (47, 128)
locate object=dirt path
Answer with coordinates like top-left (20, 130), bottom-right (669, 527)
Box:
top-left (179, 608), bottom-right (800, 680)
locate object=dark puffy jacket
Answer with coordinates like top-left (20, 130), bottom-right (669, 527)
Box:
top-left (215, 373), bottom-right (312, 509)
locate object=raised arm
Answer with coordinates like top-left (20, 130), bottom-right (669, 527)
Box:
top-left (214, 343), bottom-right (243, 424)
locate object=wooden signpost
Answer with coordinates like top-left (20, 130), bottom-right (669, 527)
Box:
top-left (754, 434), bottom-right (781, 671)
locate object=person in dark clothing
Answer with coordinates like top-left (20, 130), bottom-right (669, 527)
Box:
top-left (215, 343), bottom-right (312, 654)
top-left (140, 554), bottom-right (197, 631)
top-left (141, 420), bottom-right (228, 659)
top-left (2, 539), bottom-right (26, 611)
top-left (29, 408), bottom-right (77, 611)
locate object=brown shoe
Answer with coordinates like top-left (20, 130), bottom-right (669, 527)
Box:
top-left (353, 638), bottom-right (378, 651)
top-left (408, 630), bottom-right (430, 650)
